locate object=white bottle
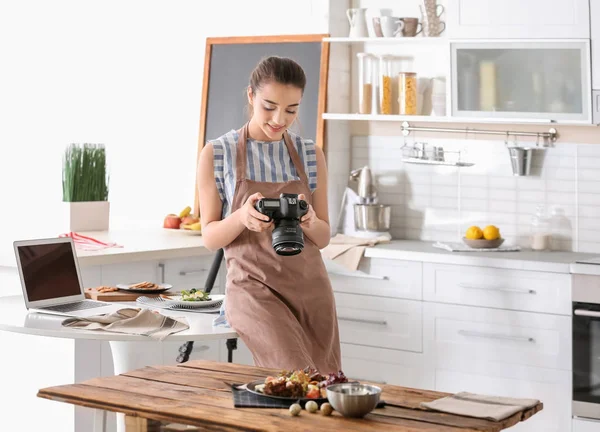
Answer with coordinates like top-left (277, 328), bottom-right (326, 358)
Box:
top-left (549, 206), bottom-right (572, 251)
top-left (530, 205), bottom-right (551, 251)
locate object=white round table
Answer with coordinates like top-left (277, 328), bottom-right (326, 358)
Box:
top-left (0, 295), bottom-right (238, 432)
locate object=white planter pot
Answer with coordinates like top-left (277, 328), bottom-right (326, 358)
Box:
top-left (63, 201), bottom-right (110, 232)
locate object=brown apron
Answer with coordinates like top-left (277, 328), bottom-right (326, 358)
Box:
top-left (223, 123), bottom-right (342, 374)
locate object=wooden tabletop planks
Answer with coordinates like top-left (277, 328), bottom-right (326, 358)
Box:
top-left (37, 359), bottom-right (542, 432)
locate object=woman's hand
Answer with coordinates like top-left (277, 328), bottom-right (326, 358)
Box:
top-left (298, 194), bottom-right (317, 229)
top-left (240, 192), bottom-right (273, 232)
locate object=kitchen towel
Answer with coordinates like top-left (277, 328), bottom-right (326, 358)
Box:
top-left (420, 392), bottom-right (540, 422)
top-left (433, 241), bottom-right (521, 252)
top-left (59, 232), bottom-right (123, 251)
top-left (62, 308), bottom-right (189, 341)
top-left (321, 233), bottom-right (391, 272)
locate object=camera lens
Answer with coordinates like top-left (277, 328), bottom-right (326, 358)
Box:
top-left (272, 219), bottom-right (304, 256)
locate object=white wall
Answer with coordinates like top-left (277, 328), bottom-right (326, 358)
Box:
top-left (0, 1), bottom-right (332, 431)
top-left (0, 0), bottom-right (329, 244)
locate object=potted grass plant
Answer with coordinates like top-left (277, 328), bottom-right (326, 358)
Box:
top-left (62, 143), bottom-right (110, 231)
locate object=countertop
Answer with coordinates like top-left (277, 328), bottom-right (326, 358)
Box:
top-left (364, 240), bottom-right (599, 273)
top-left (2, 229), bottom-right (599, 274)
top-left (0, 229), bottom-right (209, 268)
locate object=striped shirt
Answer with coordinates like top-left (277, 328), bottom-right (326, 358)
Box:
top-left (211, 129), bottom-right (318, 218)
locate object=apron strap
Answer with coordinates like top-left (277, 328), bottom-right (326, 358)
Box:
top-left (235, 122), bottom-right (309, 185)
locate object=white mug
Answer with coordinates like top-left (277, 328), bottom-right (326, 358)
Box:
top-left (380, 16), bottom-right (405, 38)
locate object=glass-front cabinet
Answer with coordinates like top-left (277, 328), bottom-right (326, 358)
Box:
top-left (451, 41), bottom-right (592, 123)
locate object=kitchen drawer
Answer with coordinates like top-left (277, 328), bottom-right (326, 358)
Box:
top-left (327, 258), bottom-right (422, 300)
top-left (435, 365), bottom-right (570, 432)
top-left (101, 261), bottom-right (159, 286)
top-left (424, 302), bottom-right (571, 371)
top-left (334, 292), bottom-right (422, 352)
top-left (161, 255), bottom-right (224, 290)
top-left (341, 343), bottom-right (433, 390)
top-left (573, 417), bottom-right (600, 432)
top-left (423, 263), bottom-right (571, 315)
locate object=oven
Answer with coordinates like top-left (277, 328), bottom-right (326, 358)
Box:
top-left (572, 272), bottom-right (600, 420)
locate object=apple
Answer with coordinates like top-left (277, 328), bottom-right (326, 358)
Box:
top-left (181, 214), bottom-right (200, 226)
top-left (163, 214), bottom-right (182, 229)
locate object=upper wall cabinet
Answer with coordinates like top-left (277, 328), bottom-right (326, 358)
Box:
top-left (591, 0), bottom-right (600, 89)
top-left (447, 0), bottom-right (590, 39)
top-left (451, 41), bottom-right (592, 123)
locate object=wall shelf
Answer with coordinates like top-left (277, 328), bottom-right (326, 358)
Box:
top-left (321, 112), bottom-right (593, 127)
top-left (323, 37), bottom-right (447, 44)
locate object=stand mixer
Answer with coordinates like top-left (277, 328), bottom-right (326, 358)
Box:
top-left (343, 166), bottom-right (392, 239)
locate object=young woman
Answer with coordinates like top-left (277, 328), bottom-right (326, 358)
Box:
top-left (197, 56), bottom-right (341, 374)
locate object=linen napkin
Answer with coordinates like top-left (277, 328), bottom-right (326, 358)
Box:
top-left (321, 233), bottom-right (391, 272)
top-left (62, 308), bottom-right (189, 341)
top-left (433, 241), bottom-right (521, 252)
top-left (420, 392), bottom-right (540, 421)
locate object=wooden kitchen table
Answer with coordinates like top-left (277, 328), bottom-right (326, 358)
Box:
top-left (37, 360), bottom-right (542, 432)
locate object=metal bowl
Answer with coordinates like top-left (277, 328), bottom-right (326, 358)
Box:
top-left (326, 383), bottom-right (381, 417)
top-left (354, 204), bottom-right (391, 232)
top-left (462, 237), bottom-right (505, 249)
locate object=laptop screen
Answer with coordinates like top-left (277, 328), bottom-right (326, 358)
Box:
top-left (17, 242), bottom-right (82, 302)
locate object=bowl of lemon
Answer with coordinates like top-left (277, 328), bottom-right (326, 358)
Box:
top-left (463, 225), bottom-right (503, 249)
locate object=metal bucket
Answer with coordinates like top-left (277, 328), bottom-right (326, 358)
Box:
top-left (354, 204), bottom-right (391, 231)
top-left (507, 146), bottom-right (533, 176)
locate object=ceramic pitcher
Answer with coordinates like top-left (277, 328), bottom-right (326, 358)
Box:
top-left (347, 8), bottom-right (369, 38)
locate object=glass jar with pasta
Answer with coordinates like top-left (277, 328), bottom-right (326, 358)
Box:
top-left (398, 72), bottom-right (418, 115)
top-left (378, 55), bottom-right (396, 115)
top-left (357, 53), bottom-right (374, 114)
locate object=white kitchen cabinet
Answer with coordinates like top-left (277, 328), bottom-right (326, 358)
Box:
top-left (435, 365), bottom-right (571, 432)
top-left (447, 0), bottom-right (590, 39)
top-left (423, 262), bottom-right (572, 315)
top-left (160, 255), bottom-right (225, 292)
top-left (593, 0), bottom-right (600, 89)
top-left (451, 40), bottom-right (592, 123)
top-left (424, 302), bottom-right (572, 432)
top-left (334, 292), bottom-right (422, 352)
top-left (327, 258), bottom-right (422, 300)
top-left (341, 343), bottom-right (433, 390)
top-left (423, 302), bottom-right (571, 370)
top-left (573, 417), bottom-right (600, 432)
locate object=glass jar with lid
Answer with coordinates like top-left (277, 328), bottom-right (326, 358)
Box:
top-left (356, 53), bottom-right (374, 114)
top-left (378, 55), bottom-right (394, 114)
top-left (398, 72), bottom-right (418, 115)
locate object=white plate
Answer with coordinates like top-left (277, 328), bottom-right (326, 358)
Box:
top-left (163, 228), bottom-right (202, 236)
top-left (161, 293), bottom-right (225, 308)
top-left (116, 283), bottom-right (173, 293)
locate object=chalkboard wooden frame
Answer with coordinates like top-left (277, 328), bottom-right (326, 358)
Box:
top-left (194, 34), bottom-right (330, 216)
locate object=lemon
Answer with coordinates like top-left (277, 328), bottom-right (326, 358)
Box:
top-left (465, 226), bottom-right (483, 240)
top-left (483, 225), bottom-right (500, 240)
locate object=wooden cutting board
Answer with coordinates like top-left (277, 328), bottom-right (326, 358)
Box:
top-left (84, 288), bottom-right (176, 302)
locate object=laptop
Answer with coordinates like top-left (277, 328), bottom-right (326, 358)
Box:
top-left (13, 236), bottom-right (122, 317)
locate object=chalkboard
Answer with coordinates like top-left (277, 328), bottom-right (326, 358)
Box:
top-left (194, 34), bottom-right (330, 214)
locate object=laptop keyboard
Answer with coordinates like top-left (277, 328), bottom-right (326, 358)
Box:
top-left (39, 300), bottom-right (109, 313)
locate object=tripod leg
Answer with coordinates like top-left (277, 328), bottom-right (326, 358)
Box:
top-left (226, 338), bottom-right (237, 363)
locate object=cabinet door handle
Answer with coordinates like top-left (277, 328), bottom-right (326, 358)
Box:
top-left (458, 329), bottom-right (535, 343)
top-left (158, 263), bottom-right (165, 284)
top-left (329, 271), bottom-right (389, 280)
top-left (574, 309), bottom-right (600, 318)
top-left (338, 316), bottom-right (387, 326)
top-left (179, 269), bottom-right (208, 276)
top-left (458, 283), bottom-right (536, 295)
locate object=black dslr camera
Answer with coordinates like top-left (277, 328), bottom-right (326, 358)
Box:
top-left (254, 193), bottom-right (309, 256)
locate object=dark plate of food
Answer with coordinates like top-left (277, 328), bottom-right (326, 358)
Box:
top-left (244, 368), bottom-right (349, 403)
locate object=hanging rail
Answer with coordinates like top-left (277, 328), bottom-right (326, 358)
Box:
top-left (400, 121), bottom-right (558, 145)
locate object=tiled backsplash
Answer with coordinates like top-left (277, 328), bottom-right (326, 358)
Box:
top-left (351, 135), bottom-right (600, 253)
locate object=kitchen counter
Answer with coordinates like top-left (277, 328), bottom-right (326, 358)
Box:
top-left (2, 229), bottom-right (598, 274)
top-left (0, 229), bottom-right (210, 268)
top-left (363, 240), bottom-right (598, 273)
